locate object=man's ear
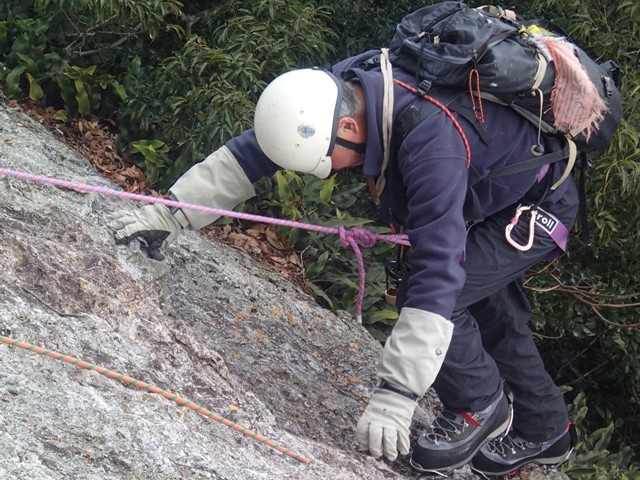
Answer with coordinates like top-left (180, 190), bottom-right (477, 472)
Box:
top-left (337, 116), bottom-right (360, 136)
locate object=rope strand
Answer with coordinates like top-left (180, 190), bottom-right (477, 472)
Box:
top-left (0, 167), bottom-right (410, 322)
top-left (0, 335), bottom-right (310, 463)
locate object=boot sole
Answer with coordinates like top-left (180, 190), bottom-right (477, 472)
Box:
top-left (470, 446), bottom-right (575, 477)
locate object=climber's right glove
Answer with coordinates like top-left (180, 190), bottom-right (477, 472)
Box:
top-left (107, 203), bottom-right (183, 260)
top-left (107, 145), bottom-right (257, 260)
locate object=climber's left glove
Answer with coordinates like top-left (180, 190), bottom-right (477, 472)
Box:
top-left (356, 386), bottom-right (416, 461)
top-left (356, 307), bottom-right (454, 461)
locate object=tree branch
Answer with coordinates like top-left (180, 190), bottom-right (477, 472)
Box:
top-left (180, 1), bottom-right (235, 37)
top-left (75, 35), bottom-right (133, 57)
top-left (525, 272), bottom-right (640, 330)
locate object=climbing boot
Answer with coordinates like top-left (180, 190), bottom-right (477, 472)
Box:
top-left (410, 391), bottom-right (513, 474)
top-left (471, 421), bottom-right (577, 477)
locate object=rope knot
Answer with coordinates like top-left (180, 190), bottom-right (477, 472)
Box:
top-left (338, 226), bottom-right (377, 249)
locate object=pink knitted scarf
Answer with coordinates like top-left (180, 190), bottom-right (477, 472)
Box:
top-left (541, 37), bottom-right (608, 140)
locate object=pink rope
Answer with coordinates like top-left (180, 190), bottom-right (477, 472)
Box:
top-left (0, 167), bottom-right (410, 322)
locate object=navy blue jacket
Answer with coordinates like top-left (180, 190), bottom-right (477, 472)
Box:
top-left (226, 50), bottom-right (569, 320)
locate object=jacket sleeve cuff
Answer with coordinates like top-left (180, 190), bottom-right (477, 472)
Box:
top-left (377, 307), bottom-right (454, 398)
top-left (169, 146), bottom-right (256, 230)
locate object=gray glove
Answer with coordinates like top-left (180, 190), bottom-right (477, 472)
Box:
top-left (107, 204), bottom-right (183, 260)
top-left (356, 388), bottom-right (416, 461)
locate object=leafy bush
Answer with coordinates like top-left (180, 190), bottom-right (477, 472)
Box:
top-left (564, 392), bottom-right (640, 479)
top-left (0, 0), bottom-right (336, 187)
top-left (119, 0), bottom-right (336, 188)
top-left (0, 0), bottom-right (180, 115)
top-left (249, 170), bottom-right (398, 327)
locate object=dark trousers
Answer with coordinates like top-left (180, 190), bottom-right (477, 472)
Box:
top-left (404, 177), bottom-right (579, 442)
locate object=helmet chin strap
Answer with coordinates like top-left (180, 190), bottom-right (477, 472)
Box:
top-left (335, 136), bottom-right (366, 156)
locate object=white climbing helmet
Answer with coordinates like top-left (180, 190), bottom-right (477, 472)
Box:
top-left (254, 68), bottom-right (343, 179)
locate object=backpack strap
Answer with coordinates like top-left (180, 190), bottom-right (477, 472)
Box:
top-left (476, 5), bottom-right (519, 22)
top-left (376, 48), bottom-right (395, 202)
top-left (485, 135), bottom-right (577, 192)
top-left (446, 103), bottom-right (493, 146)
top-left (484, 146), bottom-right (569, 179)
top-left (577, 154), bottom-right (592, 246)
top-left (393, 80), bottom-right (471, 168)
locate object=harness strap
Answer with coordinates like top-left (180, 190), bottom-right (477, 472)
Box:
top-left (577, 155), bottom-right (592, 246)
top-left (447, 103), bottom-right (493, 145)
top-left (484, 146), bottom-right (570, 179)
top-left (536, 205), bottom-right (570, 252)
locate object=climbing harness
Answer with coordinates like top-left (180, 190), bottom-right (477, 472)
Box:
top-left (0, 334), bottom-right (309, 463)
top-left (383, 225), bottom-right (410, 306)
top-left (384, 258), bottom-right (410, 306)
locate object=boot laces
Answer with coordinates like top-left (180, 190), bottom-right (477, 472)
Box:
top-left (426, 410), bottom-right (468, 443)
top-left (486, 435), bottom-right (534, 457)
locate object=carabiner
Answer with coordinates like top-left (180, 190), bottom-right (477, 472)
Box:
top-left (384, 260), bottom-right (410, 306)
top-left (505, 205), bottom-right (536, 251)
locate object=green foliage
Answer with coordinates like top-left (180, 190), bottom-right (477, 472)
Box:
top-left (128, 139), bottom-right (170, 185)
top-left (33, 0), bottom-right (183, 58)
top-left (119, 0), bottom-right (336, 188)
top-left (563, 392), bottom-right (640, 479)
top-left (120, 35), bottom-right (256, 188)
top-left (211, 2), bottom-right (336, 75)
top-left (0, 0), bottom-right (180, 115)
top-left (318, 0), bottom-right (429, 60)
top-left (0, 1), bottom-right (336, 186)
top-left (249, 170), bottom-right (398, 325)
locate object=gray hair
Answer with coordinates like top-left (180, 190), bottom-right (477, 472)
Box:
top-left (338, 80), bottom-right (362, 118)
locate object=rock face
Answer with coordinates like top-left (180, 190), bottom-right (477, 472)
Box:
top-left (0, 101), bottom-right (568, 480)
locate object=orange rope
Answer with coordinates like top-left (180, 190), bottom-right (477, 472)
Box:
top-left (0, 335), bottom-right (310, 463)
top-left (468, 68), bottom-right (485, 123)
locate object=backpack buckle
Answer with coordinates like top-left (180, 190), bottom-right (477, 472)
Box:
top-left (417, 78), bottom-right (432, 96)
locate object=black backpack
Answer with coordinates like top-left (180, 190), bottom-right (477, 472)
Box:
top-left (389, 1), bottom-right (621, 151)
top-left (382, 1), bottom-right (622, 244)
